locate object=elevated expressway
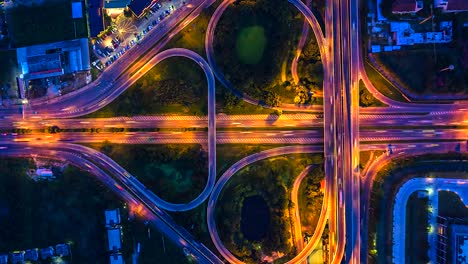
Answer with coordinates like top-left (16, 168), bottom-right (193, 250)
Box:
top-left (2, 128), bottom-right (466, 145)
top-left (3, 111), bottom-right (467, 129)
top-left (0, 0), bottom-right (466, 263)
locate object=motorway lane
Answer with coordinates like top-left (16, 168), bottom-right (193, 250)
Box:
top-left (1, 128), bottom-right (466, 145)
top-left (291, 0), bottom-right (313, 85)
top-left (291, 165), bottom-right (315, 264)
top-left (346, 0), bottom-right (361, 261)
top-left (3, 111), bottom-right (468, 130)
top-left (0, 144), bottom-right (223, 264)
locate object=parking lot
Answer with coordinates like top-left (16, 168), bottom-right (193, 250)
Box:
top-left (91, 0), bottom-right (186, 72)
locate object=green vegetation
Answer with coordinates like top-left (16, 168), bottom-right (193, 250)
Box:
top-left (164, 8), bottom-right (211, 55)
top-left (236, 26), bottom-right (267, 65)
top-left (214, 0), bottom-right (323, 106)
top-left (368, 153), bottom-right (468, 264)
top-left (216, 153), bottom-right (322, 263)
top-left (376, 48), bottom-right (467, 95)
top-left (405, 193), bottom-right (429, 264)
top-left (0, 158), bottom-right (120, 262)
top-left (0, 50), bottom-right (18, 99)
top-left (85, 143), bottom-right (208, 204)
top-left (218, 95), bottom-right (277, 114)
top-left (298, 164), bottom-right (325, 231)
top-left (85, 57), bottom-right (208, 117)
top-left (364, 62), bottom-right (408, 102)
top-left (359, 80), bottom-right (387, 107)
top-left (6, 0), bottom-right (88, 47)
top-left (216, 144), bottom-right (297, 176)
top-left (359, 150), bottom-right (385, 170)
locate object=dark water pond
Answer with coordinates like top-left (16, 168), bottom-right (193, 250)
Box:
top-left (240, 195), bottom-right (270, 240)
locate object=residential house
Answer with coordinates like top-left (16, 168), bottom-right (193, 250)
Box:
top-left (40, 246), bottom-right (54, 260)
top-left (392, 0), bottom-right (423, 14)
top-left (435, 0), bottom-right (468, 13)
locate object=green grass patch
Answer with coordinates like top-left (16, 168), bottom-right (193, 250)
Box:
top-left (164, 9), bottom-right (211, 56)
top-left (6, 1), bottom-right (88, 47)
top-left (85, 57), bottom-right (208, 117)
top-left (359, 150), bottom-right (385, 170)
top-left (364, 61), bottom-right (409, 102)
top-left (376, 49), bottom-right (467, 95)
top-left (216, 144), bottom-right (302, 176)
top-left (236, 26), bottom-right (267, 65)
top-left (83, 143), bottom-right (208, 204)
top-left (359, 80), bottom-right (387, 107)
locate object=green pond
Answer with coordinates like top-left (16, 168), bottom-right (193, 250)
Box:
top-left (235, 25), bottom-right (267, 65)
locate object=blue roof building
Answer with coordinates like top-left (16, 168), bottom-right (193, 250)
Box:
top-left (24, 248), bottom-right (39, 261)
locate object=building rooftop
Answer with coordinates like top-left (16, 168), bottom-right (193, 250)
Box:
top-left (55, 244), bottom-right (70, 257)
top-left (390, 21), bottom-right (451, 45)
top-left (128, 0), bottom-right (154, 17)
top-left (16, 38), bottom-right (90, 80)
top-left (392, 0), bottom-right (423, 13)
top-left (72, 2), bottom-right (83, 18)
top-left (110, 253), bottom-right (124, 264)
top-left (105, 208), bottom-right (121, 227)
top-left (88, 0), bottom-right (104, 37)
top-left (10, 251), bottom-right (24, 263)
top-left (40, 246), bottom-right (54, 260)
top-left (107, 227), bottom-right (122, 252)
top-left (446, 0), bottom-right (468, 11)
top-left (24, 249), bottom-right (39, 261)
top-left (103, 0), bottom-right (131, 9)
top-left (0, 255), bottom-right (7, 264)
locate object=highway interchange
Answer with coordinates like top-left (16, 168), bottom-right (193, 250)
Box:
top-left (0, 0), bottom-right (467, 263)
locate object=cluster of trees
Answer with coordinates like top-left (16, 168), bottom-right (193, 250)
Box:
top-left (89, 59), bottom-right (207, 117)
top-left (0, 158), bottom-right (122, 262)
top-left (359, 80), bottom-right (386, 107)
top-left (94, 143), bottom-right (208, 203)
top-left (299, 165), bottom-right (325, 229)
top-left (297, 36), bottom-right (323, 88)
top-left (7, 2), bottom-right (87, 47)
top-left (214, 0), bottom-right (322, 107)
top-left (216, 154), bottom-right (322, 263)
top-left (151, 79), bottom-right (199, 106)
